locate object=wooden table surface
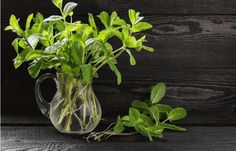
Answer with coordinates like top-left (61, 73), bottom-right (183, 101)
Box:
top-left (2, 125), bottom-right (236, 151)
top-left (2, 0), bottom-right (236, 150)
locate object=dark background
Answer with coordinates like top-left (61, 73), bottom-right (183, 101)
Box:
top-left (2, 0), bottom-right (236, 126)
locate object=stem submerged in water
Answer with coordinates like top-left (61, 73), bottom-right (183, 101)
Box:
top-left (53, 74), bottom-right (101, 134)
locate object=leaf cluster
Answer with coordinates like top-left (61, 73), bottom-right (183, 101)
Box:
top-left (5, 0), bottom-right (153, 84)
top-left (87, 83), bottom-right (187, 141)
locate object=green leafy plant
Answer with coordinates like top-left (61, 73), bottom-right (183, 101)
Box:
top-left (86, 83), bottom-right (187, 141)
top-left (5, 0), bottom-right (153, 84)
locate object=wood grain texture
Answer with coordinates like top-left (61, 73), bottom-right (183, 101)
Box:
top-left (2, 2), bottom-right (236, 126)
top-left (2, 0), bottom-right (236, 20)
top-left (2, 126), bottom-right (236, 151)
top-left (95, 0), bottom-right (236, 15)
top-left (2, 68), bottom-right (236, 125)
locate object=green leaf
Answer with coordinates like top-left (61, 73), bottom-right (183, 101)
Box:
top-left (131, 100), bottom-right (149, 112)
top-left (146, 125), bottom-right (164, 138)
top-left (124, 36), bottom-right (137, 48)
top-left (48, 25), bottom-right (54, 40)
top-left (81, 64), bottom-right (93, 83)
top-left (72, 67), bottom-right (80, 75)
top-left (88, 13), bottom-right (98, 37)
top-left (128, 9), bottom-right (136, 25)
top-left (138, 35), bottom-right (147, 42)
top-left (109, 11), bottom-right (118, 27)
top-left (25, 13), bottom-right (34, 32)
top-left (18, 39), bottom-right (27, 49)
top-left (99, 42), bottom-right (109, 55)
top-left (61, 64), bottom-right (72, 74)
top-left (125, 49), bottom-right (136, 65)
top-left (66, 23), bottom-right (81, 31)
top-left (135, 36), bottom-right (146, 52)
top-left (111, 29), bottom-right (122, 40)
top-left (160, 123), bottom-right (186, 131)
top-left (85, 38), bottom-right (96, 47)
top-left (122, 27), bottom-right (129, 40)
top-left (28, 60), bottom-right (42, 78)
top-left (45, 38), bottom-right (68, 52)
top-left (88, 13), bottom-right (97, 29)
top-left (25, 51), bottom-right (43, 61)
top-left (40, 62), bottom-right (51, 70)
top-left (27, 35), bottom-right (39, 49)
top-left (36, 12), bottom-right (44, 23)
top-left (97, 29), bottom-right (113, 42)
top-left (25, 50), bottom-right (53, 61)
top-left (73, 24), bottom-right (93, 41)
top-left (135, 124), bottom-right (148, 136)
top-left (71, 43), bottom-right (82, 65)
top-left (149, 105), bottom-right (159, 124)
top-left (135, 124), bottom-right (153, 141)
top-left (85, 38), bottom-right (99, 53)
top-left (44, 15), bottom-right (63, 22)
top-left (156, 104), bottom-right (172, 113)
top-left (168, 107), bottom-right (187, 121)
top-left (140, 114), bottom-right (154, 126)
top-left (12, 38), bottom-right (19, 54)
top-left (63, 2), bottom-right (78, 17)
top-left (121, 115), bottom-right (135, 127)
top-left (9, 15), bottom-right (22, 34)
top-left (113, 19), bottom-right (126, 26)
top-left (105, 43), bottom-right (113, 53)
top-left (131, 22), bottom-right (152, 33)
top-left (4, 26), bottom-right (14, 31)
top-left (113, 116), bottom-right (125, 133)
top-left (55, 20), bottom-right (65, 31)
top-left (150, 82), bottom-right (166, 104)
top-left (97, 11), bottom-right (110, 27)
top-left (142, 45), bottom-right (154, 52)
top-left (129, 107), bottom-right (140, 123)
top-left (107, 60), bottom-right (122, 85)
top-left (73, 34), bottom-right (86, 48)
top-left (13, 49), bottom-right (30, 68)
top-left (52, 0), bottom-right (63, 9)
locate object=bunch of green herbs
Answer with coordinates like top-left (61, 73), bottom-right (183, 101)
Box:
top-left (5, 0), bottom-right (153, 84)
top-left (87, 83), bottom-right (187, 141)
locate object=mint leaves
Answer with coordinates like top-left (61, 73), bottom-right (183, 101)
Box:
top-left (63, 2), bottom-right (78, 17)
top-left (5, 0), bottom-right (154, 85)
top-left (52, 0), bottom-right (63, 9)
top-left (168, 107), bottom-right (187, 121)
top-left (150, 82), bottom-right (166, 104)
top-left (87, 83), bottom-right (187, 142)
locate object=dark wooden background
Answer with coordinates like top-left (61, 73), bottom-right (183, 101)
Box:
top-left (1, 0), bottom-right (236, 150)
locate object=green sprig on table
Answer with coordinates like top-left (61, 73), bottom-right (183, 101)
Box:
top-left (87, 83), bottom-right (187, 141)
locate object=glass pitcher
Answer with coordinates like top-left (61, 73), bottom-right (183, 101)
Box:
top-left (35, 73), bottom-right (102, 134)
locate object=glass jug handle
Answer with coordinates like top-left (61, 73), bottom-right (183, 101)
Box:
top-left (35, 73), bottom-right (57, 119)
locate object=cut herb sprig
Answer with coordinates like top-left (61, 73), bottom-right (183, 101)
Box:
top-left (87, 83), bottom-right (187, 142)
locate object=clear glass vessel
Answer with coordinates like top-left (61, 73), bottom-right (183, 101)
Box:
top-left (35, 73), bottom-right (102, 134)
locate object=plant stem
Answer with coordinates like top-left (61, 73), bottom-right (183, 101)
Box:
top-left (56, 76), bottom-right (100, 134)
top-left (23, 36), bottom-right (34, 49)
top-left (93, 46), bottom-right (124, 68)
top-left (85, 46), bottom-right (100, 64)
top-left (162, 118), bottom-right (169, 124)
top-left (95, 48), bottom-right (126, 72)
top-left (111, 46), bottom-right (125, 55)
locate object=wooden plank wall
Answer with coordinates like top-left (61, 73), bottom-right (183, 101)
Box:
top-left (1, 0), bottom-right (236, 125)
